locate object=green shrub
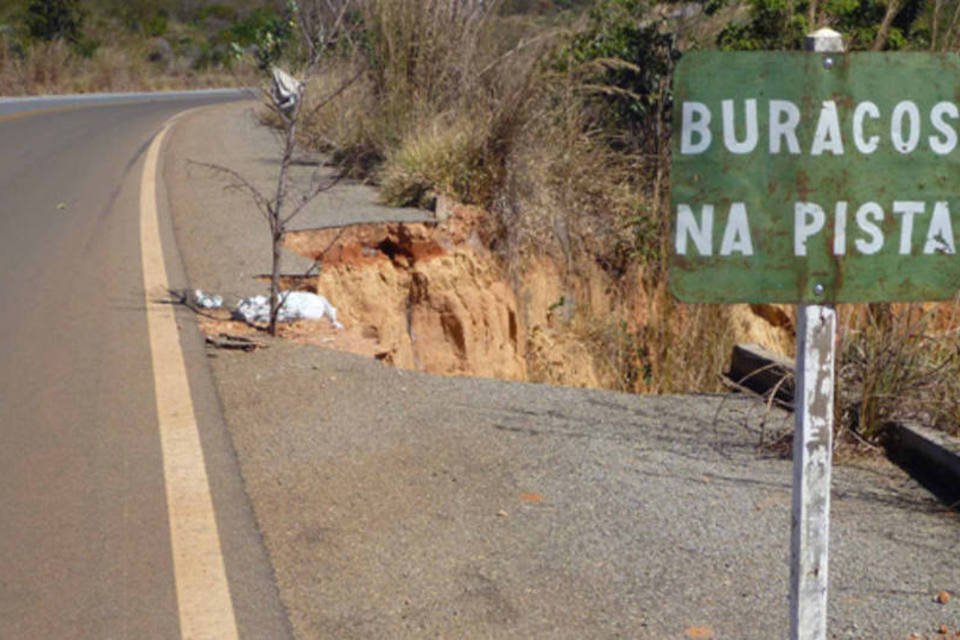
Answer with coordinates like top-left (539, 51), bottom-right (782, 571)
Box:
top-left (24, 0), bottom-right (86, 44)
top-left (552, 0), bottom-right (677, 139)
top-left (226, 7), bottom-right (293, 70)
top-left (717, 0), bottom-right (925, 52)
top-left (144, 11), bottom-right (168, 37)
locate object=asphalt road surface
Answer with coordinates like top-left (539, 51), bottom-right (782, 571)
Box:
top-left (0, 92), bottom-right (290, 638)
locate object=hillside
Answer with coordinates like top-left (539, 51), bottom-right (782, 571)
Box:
top-left (0, 0), bottom-right (291, 93)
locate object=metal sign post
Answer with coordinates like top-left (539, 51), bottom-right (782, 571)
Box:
top-left (790, 29), bottom-right (843, 640)
top-left (668, 27), bottom-right (960, 637)
top-left (790, 304), bottom-right (836, 640)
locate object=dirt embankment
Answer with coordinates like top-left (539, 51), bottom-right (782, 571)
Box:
top-left (286, 203), bottom-right (525, 380)
top-left (275, 199), bottom-right (795, 389)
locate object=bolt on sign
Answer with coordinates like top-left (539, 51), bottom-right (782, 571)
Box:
top-left (670, 52), bottom-right (960, 303)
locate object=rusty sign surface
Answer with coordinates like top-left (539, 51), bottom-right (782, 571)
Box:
top-left (670, 51), bottom-right (960, 303)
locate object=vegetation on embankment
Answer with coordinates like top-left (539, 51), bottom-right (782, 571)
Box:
top-left (0, 0), bottom-right (297, 93)
top-left (285, 0), bottom-right (960, 441)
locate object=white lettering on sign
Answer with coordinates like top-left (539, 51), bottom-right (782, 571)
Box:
top-left (930, 102), bottom-right (959, 154)
top-left (722, 99), bottom-right (758, 154)
top-left (833, 202), bottom-right (848, 255)
top-left (892, 201), bottom-right (925, 254)
top-left (681, 102), bottom-right (712, 154)
top-left (770, 100), bottom-right (801, 154)
top-left (679, 99), bottom-right (960, 156)
top-left (675, 203), bottom-right (713, 255)
top-left (676, 201), bottom-right (957, 257)
top-left (675, 202), bottom-right (753, 256)
top-left (853, 101), bottom-right (880, 153)
top-left (891, 101), bottom-right (921, 154)
top-left (720, 202), bottom-right (754, 255)
top-left (794, 202), bottom-right (826, 256)
top-left (926, 202), bottom-right (957, 254)
top-left (854, 202), bottom-right (885, 254)
top-left (810, 101), bottom-right (844, 156)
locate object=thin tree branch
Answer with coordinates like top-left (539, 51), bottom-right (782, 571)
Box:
top-left (282, 170), bottom-right (345, 225)
top-left (306, 67), bottom-right (365, 120)
top-left (189, 160), bottom-right (272, 223)
top-left (932, 0), bottom-right (944, 50)
top-left (872, 0), bottom-right (902, 51)
top-left (945, 0), bottom-right (960, 51)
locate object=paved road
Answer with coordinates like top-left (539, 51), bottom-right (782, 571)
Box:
top-left (0, 93), bottom-right (290, 638)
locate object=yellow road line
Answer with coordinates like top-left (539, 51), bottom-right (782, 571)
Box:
top-left (140, 113), bottom-right (239, 640)
top-left (0, 105), bottom-right (78, 124)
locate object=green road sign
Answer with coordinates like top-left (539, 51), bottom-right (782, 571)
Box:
top-left (670, 51), bottom-right (960, 303)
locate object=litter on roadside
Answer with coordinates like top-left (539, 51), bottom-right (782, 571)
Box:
top-left (233, 291), bottom-right (343, 329)
top-left (194, 289), bottom-right (224, 309)
top-left (205, 333), bottom-right (265, 352)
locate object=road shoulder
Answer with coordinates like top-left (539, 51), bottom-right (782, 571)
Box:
top-left (154, 104), bottom-right (294, 639)
top-left (163, 102), bottom-right (960, 639)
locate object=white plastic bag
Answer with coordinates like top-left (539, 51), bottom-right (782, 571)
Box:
top-left (233, 291), bottom-right (343, 329)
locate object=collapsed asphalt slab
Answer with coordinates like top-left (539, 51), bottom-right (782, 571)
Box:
top-left (163, 102), bottom-right (960, 639)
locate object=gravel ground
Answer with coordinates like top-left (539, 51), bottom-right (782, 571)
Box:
top-left (163, 101), bottom-right (960, 639)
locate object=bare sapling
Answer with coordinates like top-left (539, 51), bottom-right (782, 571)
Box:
top-left (198, 0), bottom-right (359, 336)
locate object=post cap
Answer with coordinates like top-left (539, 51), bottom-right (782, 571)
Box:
top-left (804, 28), bottom-right (845, 53)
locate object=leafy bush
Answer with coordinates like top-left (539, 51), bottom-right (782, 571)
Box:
top-left (552, 0), bottom-right (677, 138)
top-left (24, 0), bottom-right (85, 43)
top-left (717, 0), bottom-right (925, 51)
top-left (226, 7), bottom-right (293, 69)
top-left (144, 11), bottom-right (168, 37)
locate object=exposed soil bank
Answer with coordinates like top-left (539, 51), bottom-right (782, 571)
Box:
top-left (279, 199), bottom-right (796, 389)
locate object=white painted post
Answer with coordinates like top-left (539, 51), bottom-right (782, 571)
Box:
top-left (790, 29), bottom-right (843, 640)
top-left (790, 305), bottom-right (837, 639)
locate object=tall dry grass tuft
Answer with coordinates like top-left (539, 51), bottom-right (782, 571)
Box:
top-left (378, 112), bottom-right (500, 206)
top-left (363, 0), bottom-right (492, 109)
top-left (302, 0), bottom-right (547, 202)
top-left (581, 280), bottom-right (735, 395)
top-left (838, 301), bottom-right (960, 439)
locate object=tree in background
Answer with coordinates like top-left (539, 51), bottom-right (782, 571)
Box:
top-left (716, 0), bottom-right (929, 51)
top-left (553, 0), bottom-right (677, 140)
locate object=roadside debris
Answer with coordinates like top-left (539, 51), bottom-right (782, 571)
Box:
top-left (270, 67), bottom-right (303, 114)
top-left (233, 291), bottom-right (343, 329)
top-left (194, 289), bottom-right (224, 309)
top-left (205, 333), bottom-right (264, 352)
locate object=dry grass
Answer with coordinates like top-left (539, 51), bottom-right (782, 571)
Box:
top-left (377, 112), bottom-right (498, 206)
top-left (302, 0), bottom-right (547, 198)
top-left (582, 284), bottom-right (735, 394)
top-left (0, 37), bottom-right (254, 96)
top-left (297, 0), bottom-right (739, 397)
top-left (295, 1), bottom-right (959, 422)
top-left (288, 1), bottom-right (960, 428)
top-left (838, 302), bottom-right (960, 439)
